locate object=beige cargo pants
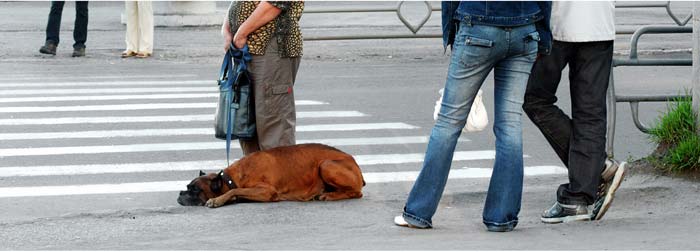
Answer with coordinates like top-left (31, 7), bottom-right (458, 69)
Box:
top-left (239, 39), bottom-right (301, 155)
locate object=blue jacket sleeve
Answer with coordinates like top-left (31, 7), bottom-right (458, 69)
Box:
top-left (441, 1), bottom-right (460, 51)
top-left (535, 1), bottom-right (552, 55)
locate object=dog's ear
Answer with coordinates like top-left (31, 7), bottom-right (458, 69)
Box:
top-left (199, 170), bottom-right (206, 176)
top-left (210, 171), bottom-right (223, 193)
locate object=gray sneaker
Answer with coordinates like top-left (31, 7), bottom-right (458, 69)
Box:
top-left (72, 47), bottom-right (85, 57)
top-left (541, 202), bottom-right (591, 224)
top-left (39, 41), bottom-right (57, 55)
top-left (593, 161), bottom-right (626, 220)
top-left (601, 158), bottom-right (620, 182)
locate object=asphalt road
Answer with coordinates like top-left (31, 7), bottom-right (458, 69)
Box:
top-left (1, 1), bottom-right (699, 250)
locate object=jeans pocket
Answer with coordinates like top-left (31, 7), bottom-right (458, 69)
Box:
top-left (522, 31), bottom-right (540, 55)
top-left (455, 35), bottom-right (494, 68)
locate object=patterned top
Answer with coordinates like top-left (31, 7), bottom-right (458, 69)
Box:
top-left (228, 1), bottom-right (304, 58)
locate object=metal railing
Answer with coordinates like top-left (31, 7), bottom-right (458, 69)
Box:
top-left (303, 1), bottom-right (441, 40)
top-left (606, 2), bottom-right (693, 157)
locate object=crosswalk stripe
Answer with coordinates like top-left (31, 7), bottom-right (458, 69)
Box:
top-left (0, 74), bottom-right (198, 82)
top-left (0, 166), bottom-right (566, 198)
top-left (0, 87), bottom-right (214, 95)
top-left (0, 100), bottom-right (325, 113)
top-left (0, 151), bottom-right (498, 177)
top-left (0, 123), bottom-right (417, 140)
top-left (0, 111), bottom-right (366, 125)
top-left (0, 80), bottom-right (211, 88)
top-left (0, 136), bottom-right (465, 157)
top-left (0, 93), bottom-right (219, 103)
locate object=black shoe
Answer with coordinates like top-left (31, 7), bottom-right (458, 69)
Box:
top-left (593, 161), bottom-right (627, 220)
top-left (541, 202), bottom-right (591, 224)
top-left (72, 47), bottom-right (85, 57)
top-left (39, 42), bottom-right (57, 55)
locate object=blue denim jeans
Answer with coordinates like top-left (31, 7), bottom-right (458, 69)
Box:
top-left (403, 22), bottom-right (538, 231)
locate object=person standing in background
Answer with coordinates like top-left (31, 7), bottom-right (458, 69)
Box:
top-left (39, 1), bottom-right (89, 57)
top-left (221, 1), bottom-right (304, 155)
top-left (522, 1), bottom-right (626, 224)
top-left (122, 1), bottom-right (153, 58)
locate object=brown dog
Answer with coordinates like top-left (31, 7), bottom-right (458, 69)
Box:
top-left (177, 143), bottom-right (365, 208)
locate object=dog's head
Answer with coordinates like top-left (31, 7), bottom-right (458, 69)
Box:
top-left (177, 170), bottom-right (225, 206)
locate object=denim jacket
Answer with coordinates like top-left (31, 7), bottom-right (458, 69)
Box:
top-left (442, 1), bottom-right (552, 55)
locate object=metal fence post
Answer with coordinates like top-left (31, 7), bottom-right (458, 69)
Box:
top-left (694, 2), bottom-right (700, 135)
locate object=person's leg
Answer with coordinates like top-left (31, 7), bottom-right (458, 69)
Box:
top-left (136, 1), bottom-right (154, 54)
top-left (241, 39), bottom-right (299, 154)
top-left (481, 25), bottom-right (537, 232)
top-left (73, 1), bottom-right (88, 49)
top-left (124, 1), bottom-right (138, 53)
top-left (402, 23), bottom-right (502, 228)
top-left (522, 41), bottom-right (574, 165)
top-left (557, 41), bottom-right (614, 206)
top-left (46, 1), bottom-right (65, 45)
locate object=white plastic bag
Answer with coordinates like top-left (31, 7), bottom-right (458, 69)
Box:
top-left (433, 88), bottom-right (488, 132)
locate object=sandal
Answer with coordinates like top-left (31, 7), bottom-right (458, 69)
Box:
top-left (136, 52), bottom-right (152, 58)
top-left (121, 50), bottom-right (137, 58)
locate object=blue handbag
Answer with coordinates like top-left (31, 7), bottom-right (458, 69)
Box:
top-left (214, 44), bottom-right (255, 163)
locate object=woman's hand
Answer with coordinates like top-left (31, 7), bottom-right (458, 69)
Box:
top-left (222, 15), bottom-right (234, 52)
top-left (232, 31), bottom-right (248, 49)
top-left (223, 29), bottom-right (234, 52)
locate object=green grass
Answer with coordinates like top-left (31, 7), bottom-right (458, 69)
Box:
top-left (648, 95), bottom-right (700, 172)
top-left (663, 134), bottom-right (700, 172)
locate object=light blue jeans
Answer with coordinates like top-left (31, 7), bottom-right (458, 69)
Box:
top-left (403, 22), bottom-right (539, 231)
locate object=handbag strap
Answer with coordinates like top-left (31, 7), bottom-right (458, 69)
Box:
top-left (224, 43), bottom-right (252, 165)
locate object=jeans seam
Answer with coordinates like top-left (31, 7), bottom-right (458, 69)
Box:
top-left (483, 219), bottom-right (518, 227)
top-left (402, 210), bottom-right (433, 228)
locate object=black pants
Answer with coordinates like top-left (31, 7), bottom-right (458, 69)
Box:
top-left (523, 40), bottom-right (614, 205)
top-left (46, 1), bottom-right (89, 48)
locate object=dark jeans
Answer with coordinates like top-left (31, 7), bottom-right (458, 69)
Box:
top-left (46, 1), bottom-right (89, 48)
top-left (523, 40), bottom-right (614, 205)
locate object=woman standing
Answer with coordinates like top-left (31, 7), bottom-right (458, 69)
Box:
top-left (395, 1), bottom-right (552, 232)
top-left (222, 1), bottom-right (304, 155)
top-left (122, 1), bottom-right (153, 58)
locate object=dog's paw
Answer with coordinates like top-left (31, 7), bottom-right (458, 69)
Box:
top-left (205, 198), bottom-right (222, 208)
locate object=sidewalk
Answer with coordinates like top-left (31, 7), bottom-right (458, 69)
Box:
top-left (0, 1), bottom-right (693, 64)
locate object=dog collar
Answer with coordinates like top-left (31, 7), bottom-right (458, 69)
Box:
top-left (219, 171), bottom-right (237, 190)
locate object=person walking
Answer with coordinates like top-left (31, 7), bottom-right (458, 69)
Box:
top-left (122, 1), bottom-right (154, 58)
top-left (394, 1), bottom-right (552, 232)
top-left (221, 1), bottom-right (304, 155)
top-left (522, 1), bottom-right (626, 224)
top-left (39, 1), bottom-right (89, 57)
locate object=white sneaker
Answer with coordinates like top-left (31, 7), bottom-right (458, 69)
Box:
top-left (394, 215), bottom-right (409, 227)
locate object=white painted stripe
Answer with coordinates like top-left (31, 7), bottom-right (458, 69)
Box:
top-left (0, 123), bottom-right (416, 140)
top-left (0, 136), bottom-right (459, 157)
top-left (0, 100), bottom-right (326, 113)
top-left (0, 87), bottom-right (213, 95)
top-left (0, 103), bottom-right (214, 113)
top-left (0, 93), bottom-right (218, 103)
top-left (362, 166), bottom-right (568, 183)
top-left (0, 74), bottom-right (197, 82)
top-left (0, 80), bottom-right (211, 88)
top-left (0, 151), bottom-right (495, 177)
top-left (0, 111), bottom-right (364, 125)
top-left (0, 166), bottom-right (566, 198)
